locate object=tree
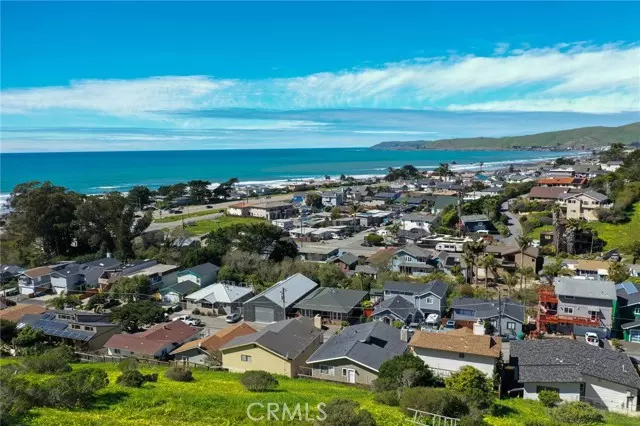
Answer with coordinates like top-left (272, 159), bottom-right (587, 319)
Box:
top-left (0, 319), bottom-right (17, 344)
top-left (127, 186), bottom-right (152, 209)
top-left (41, 368), bottom-right (109, 409)
top-left (599, 142), bottom-right (627, 163)
top-left (187, 180), bottom-right (212, 204)
top-left (375, 353), bottom-right (434, 392)
top-left (463, 241), bottom-right (485, 285)
top-left (433, 163), bottom-right (454, 179)
top-left (478, 254), bottom-right (498, 290)
top-left (109, 275), bottom-right (151, 302)
top-left (12, 325), bottom-right (46, 349)
top-left (541, 258), bottom-right (574, 285)
top-left (212, 177), bottom-right (239, 199)
top-left (624, 241), bottom-right (640, 264)
top-left (501, 272), bottom-right (519, 296)
top-left (109, 300), bottom-right (164, 332)
top-left (45, 291), bottom-right (81, 310)
top-left (516, 236), bottom-right (533, 290)
top-left (319, 399), bottom-right (376, 426)
top-left (608, 261), bottom-right (630, 284)
top-left (305, 193), bottom-right (323, 209)
top-left (384, 165), bottom-right (423, 181)
top-left (365, 233), bottom-right (384, 245)
top-left (445, 365), bottom-right (492, 395)
top-left (330, 206), bottom-right (342, 220)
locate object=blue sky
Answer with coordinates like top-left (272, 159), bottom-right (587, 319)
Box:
top-left (1, 1), bottom-right (638, 152)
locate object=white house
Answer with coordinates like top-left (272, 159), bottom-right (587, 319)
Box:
top-left (511, 340), bottom-right (640, 414)
top-left (602, 161), bottom-right (623, 172)
top-left (177, 262), bottom-right (220, 287)
top-left (399, 213), bottom-right (436, 233)
top-left (408, 327), bottom-right (501, 377)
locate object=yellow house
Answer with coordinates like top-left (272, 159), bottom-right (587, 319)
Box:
top-left (220, 317), bottom-right (323, 378)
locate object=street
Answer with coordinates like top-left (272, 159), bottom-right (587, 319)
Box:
top-left (500, 199), bottom-right (523, 244)
top-left (298, 228), bottom-right (384, 257)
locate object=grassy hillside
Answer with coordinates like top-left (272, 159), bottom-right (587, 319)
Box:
top-left (371, 122), bottom-right (640, 151)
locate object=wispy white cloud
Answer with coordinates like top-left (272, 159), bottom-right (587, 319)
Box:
top-left (1, 42), bottom-right (638, 116)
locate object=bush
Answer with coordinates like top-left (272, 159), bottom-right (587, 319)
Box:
top-left (373, 390), bottom-right (399, 406)
top-left (375, 353), bottom-right (434, 392)
top-left (400, 387), bottom-right (469, 418)
top-left (538, 389), bottom-right (561, 407)
top-left (240, 370), bottom-right (278, 392)
top-left (116, 370), bottom-right (147, 388)
top-left (460, 285), bottom-right (475, 297)
top-left (165, 367), bottom-right (194, 382)
top-left (550, 401), bottom-right (604, 424)
top-left (118, 358), bottom-right (139, 372)
top-left (524, 420), bottom-right (559, 426)
top-left (192, 308), bottom-right (201, 315)
top-left (365, 233), bottom-right (384, 245)
top-left (460, 414), bottom-right (488, 426)
top-left (445, 366), bottom-right (492, 396)
top-left (22, 349), bottom-right (72, 374)
top-left (318, 398), bottom-right (376, 426)
top-left (42, 368), bottom-right (109, 409)
top-left (610, 338), bottom-right (623, 351)
top-left (143, 373), bottom-right (158, 382)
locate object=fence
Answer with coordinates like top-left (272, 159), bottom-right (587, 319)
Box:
top-left (428, 367), bottom-right (454, 378)
top-left (75, 352), bottom-right (226, 371)
top-left (406, 408), bottom-right (459, 426)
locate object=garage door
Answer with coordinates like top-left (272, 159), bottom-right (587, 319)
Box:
top-left (630, 330), bottom-right (640, 343)
top-left (254, 306), bottom-right (275, 323)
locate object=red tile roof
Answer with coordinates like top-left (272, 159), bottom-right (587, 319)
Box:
top-left (104, 320), bottom-right (200, 356)
top-left (170, 322), bottom-right (257, 355)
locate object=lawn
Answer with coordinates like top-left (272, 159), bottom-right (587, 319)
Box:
top-left (185, 216), bottom-right (266, 235)
top-left (10, 362), bottom-right (408, 426)
top-left (153, 209), bottom-right (224, 223)
top-left (485, 398), bottom-right (638, 426)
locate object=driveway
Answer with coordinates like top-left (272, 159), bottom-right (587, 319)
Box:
top-left (501, 199), bottom-right (522, 244)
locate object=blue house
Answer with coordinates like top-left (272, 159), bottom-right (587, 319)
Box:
top-left (372, 280), bottom-right (449, 324)
top-left (391, 246), bottom-right (436, 276)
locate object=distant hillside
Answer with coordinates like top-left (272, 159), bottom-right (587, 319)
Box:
top-left (370, 122), bottom-right (640, 151)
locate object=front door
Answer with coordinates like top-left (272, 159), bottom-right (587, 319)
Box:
top-left (347, 369), bottom-right (356, 384)
top-left (630, 330), bottom-right (640, 343)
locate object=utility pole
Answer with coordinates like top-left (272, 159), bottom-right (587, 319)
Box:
top-left (497, 289), bottom-right (503, 336)
top-left (457, 190), bottom-right (464, 236)
top-left (280, 287), bottom-right (287, 321)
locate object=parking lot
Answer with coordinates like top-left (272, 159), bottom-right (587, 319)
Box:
top-left (299, 228), bottom-right (385, 257)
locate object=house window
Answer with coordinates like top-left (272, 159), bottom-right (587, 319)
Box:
top-left (241, 355), bottom-right (252, 363)
top-left (536, 385), bottom-right (559, 393)
top-left (507, 322), bottom-right (516, 330)
top-left (71, 324), bottom-right (81, 330)
top-left (458, 353), bottom-right (465, 359)
top-left (565, 296), bottom-right (575, 300)
top-left (580, 383), bottom-right (585, 394)
top-left (113, 349), bottom-right (121, 354)
top-left (84, 326), bottom-right (94, 332)
top-left (320, 365), bottom-right (334, 376)
top-left (588, 311), bottom-right (598, 321)
top-left (634, 307), bottom-right (640, 315)
top-left (562, 307), bottom-right (574, 314)
top-left (342, 368), bottom-right (347, 377)
top-left (425, 297), bottom-right (434, 304)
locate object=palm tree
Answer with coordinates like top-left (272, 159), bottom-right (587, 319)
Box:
top-left (463, 240), bottom-right (485, 285)
top-left (517, 266), bottom-right (537, 286)
top-left (541, 258), bottom-right (575, 285)
top-left (479, 254), bottom-right (498, 291)
top-left (516, 236), bottom-right (533, 290)
top-left (501, 272), bottom-right (519, 296)
top-left (462, 251), bottom-right (475, 284)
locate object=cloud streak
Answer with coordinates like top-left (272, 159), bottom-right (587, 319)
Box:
top-left (2, 43), bottom-right (638, 116)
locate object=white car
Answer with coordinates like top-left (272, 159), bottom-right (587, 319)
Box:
top-left (173, 315), bottom-right (202, 327)
top-left (585, 332), bottom-right (600, 347)
top-left (225, 313), bottom-right (242, 323)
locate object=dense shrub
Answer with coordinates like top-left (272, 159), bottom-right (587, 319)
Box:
top-left (459, 414), bottom-right (488, 426)
top-left (445, 366), bottom-right (493, 409)
top-left (144, 373), bottom-right (158, 382)
top-left (550, 401), bottom-right (604, 424)
top-left (166, 367), bottom-right (194, 382)
top-left (538, 389), bottom-right (561, 407)
top-left (22, 350), bottom-right (72, 374)
top-left (42, 368), bottom-right (109, 408)
top-left (0, 370), bottom-right (40, 425)
top-left (374, 353), bottom-right (434, 392)
top-left (240, 370), bottom-right (277, 391)
top-left (318, 398), bottom-right (376, 426)
top-left (118, 358), bottom-right (139, 372)
top-left (373, 390), bottom-right (399, 406)
top-left (116, 370), bottom-right (147, 387)
top-left (0, 319), bottom-right (17, 344)
top-left (523, 420), bottom-right (559, 426)
top-left (399, 387), bottom-right (469, 418)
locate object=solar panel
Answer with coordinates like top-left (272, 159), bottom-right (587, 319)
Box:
top-left (621, 281), bottom-right (638, 295)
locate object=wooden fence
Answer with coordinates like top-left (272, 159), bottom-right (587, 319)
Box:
top-left (75, 352), bottom-right (225, 371)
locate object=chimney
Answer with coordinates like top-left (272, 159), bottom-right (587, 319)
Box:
top-left (400, 327), bottom-right (409, 342)
top-left (473, 319), bottom-right (485, 335)
top-left (313, 314), bottom-right (323, 330)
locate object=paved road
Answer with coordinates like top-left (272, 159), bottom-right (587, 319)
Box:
top-left (501, 200), bottom-right (522, 244)
top-left (298, 228), bottom-right (383, 257)
top-left (147, 212), bottom-right (223, 232)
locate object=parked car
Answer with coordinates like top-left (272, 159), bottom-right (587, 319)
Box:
top-left (444, 320), bottom-right (456, 330)
top-left (173, 315), bottom-right (202, 327)
top-left (225, 313), bottom-right (242, 323)
top-left (585, 332), bottom-right (601, 347)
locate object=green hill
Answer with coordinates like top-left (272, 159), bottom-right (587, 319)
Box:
top-left (371, 122), bottom-right (640, 151)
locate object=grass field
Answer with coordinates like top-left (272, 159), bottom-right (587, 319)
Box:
top-left (526, 204), bottom-right (640, 250)
top-left (7, 362), bottom-right (407, 426)
top-left (153, 209), bottom-right (224, 223)
top-left (185, 216), bottom-right (266, 235)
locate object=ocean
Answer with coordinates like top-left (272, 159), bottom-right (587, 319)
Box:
top-left (0, 148), bottom-right (564, 196)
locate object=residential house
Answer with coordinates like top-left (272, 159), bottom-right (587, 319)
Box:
top-left (0, 304), bottom-right (47, 322)
top-left (433, 182), bottom-right (464, 193)
top-left (528, 187), bottom-right (582, 202)
top-left (422, 235), bottom-right (473, 253)
top-left (485, 245), bottom-right (542, 275)
top-left (104, 320), bottom-right (200, 359)
top-left (294, 287), bottom-right (368, 322)
top-left (354, 264), bottom-right (378, 278)
top-left (177, 262), bottom-right (220, 287)
top-left (450, 298), bottom-right (525, 336)
top-left (19, 310), bottom-right (120, 351)
top-left (510, 339), bottom-right (640, 413)
top-left (306, 322), bottom-right (408, 385)
top-left (602, 161), bottom-right (623, 172)
top-left (460, 214), bottom-right (497, 234)
top-left (571, 165), bottom-right (605, 179)
top-left (0, 264), bottom-right (23, 283)
top-left (272, 218), bottom-right (295, 230)
top-left (561, 259), bottom-right (611, 280)
top-left (18, 266), bottom-right (54, 295)
top-left (558, 190), bottom-right (612, 221)
top-left (156, 280), bottom-right (200, 304)
top-left (184, 282), bottom-right (254, 315)
top-left (391, 246), bottom-right (436, 276)
top-left (50, 257), bottom-right (126, 295)
top-left (537, 277), bottom-right (616, 337)
top-left (329, 252), bottom-right (359, 272)
top-left (227, 203), bottom-right (251, 217)
top-left (536, 177), bottom-right (588, 188)
top-left (220, 316), bottom-right (323, 377)
top-left (397, 228), bottom-right (429, 245)
top-left (172, 236), bottom-right (201, 248)
top-left (321, 191), bottom-right (344, 207)
top-left (243, 273), bottom-right (319, 323)
top-left (372, 280), bottom-right (448, 324)
top-left (249, 202), bottom-right (297, 220)
top-left (432, 195), bottom-right (458, 214)
top-left (399, 213), bottom-right (436, 233)
top-left (297, 246), bottom-right (339, 262)
top-left (170, 322), bottom-right (257, 365)
top-left (615, 281), bottom-right (640, 343)
top-left (409, 327), bottom-right (501, 377)
top-left (436, 251), bottom-right (467, 279)
top-left (356, 209), bottom-right (393, 227)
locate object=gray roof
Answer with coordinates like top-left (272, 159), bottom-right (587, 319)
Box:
top-left (621, 319), bottom-right (640, 330)
top-left (82, 257), bottom-right (122, 269)
top-left (244, 273), bottom-right (319, 309)
top-left (372, 295), bottom-right (418, 320)
top-left (294, 288), bottom-right (367, 314)
top-left (159, 280), bottom-right (199, 296)
top-left (384, 280), bottom-right (448, 298)
top-left (460, 214), bottom-right (490, 223)
top-left (221, 317), bottom-right (322, 360)
top-left (433, 195), bottom-right (457, 209)
top-left (185, 262), bottom-right (220, 277)
top-left (396, 245), bottom-right (434, 259)
top-left (451, 298), bottom-right (525, 322)
top-left (559, 190), bottom-right (610, 202)
top-left (397, 228), bottom-right (429, 240)
top-left (511, 340), bottom-right (640, 389)
top-left (616, 281), bottom-right (640, 307)
top-left (354, 264), bottom-right (378, 275)
top-left (306, 322), bottom-right (407, 372)
top-left (401, 214), bottom-right (436, 223)
top-left (554, 277), bottom-right (616, 301)
top-left (336, 252), bottom-right (358, 267)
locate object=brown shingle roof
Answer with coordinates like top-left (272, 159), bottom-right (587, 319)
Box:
top-left (22, 266), bottom-right (52, 278)
top-left (170, 322), bottom-right (257, 355)
top-left (409, 328), bottom-right (501, 358)
top-left (537, 177), bottom-right (587, 185)
top-left (0, 304), bottom-right (47, 322)
top-left (528, 187), bottom-right (571, 200)
top-left (104, 320), bottom-right (200, 356)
